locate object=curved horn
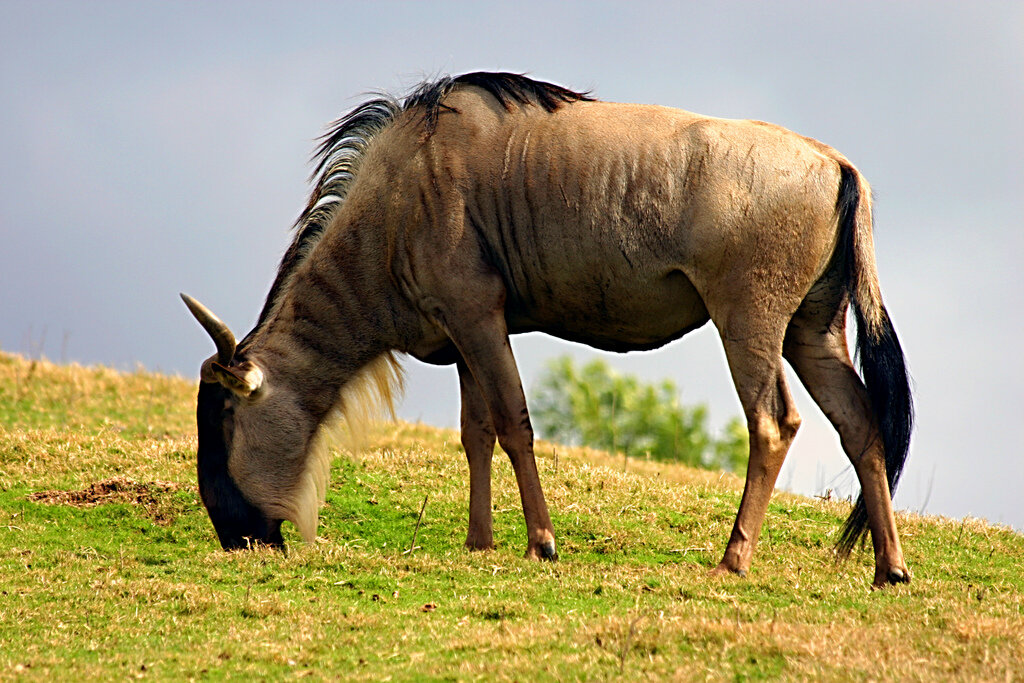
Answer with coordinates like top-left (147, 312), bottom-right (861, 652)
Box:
top-left (180, 293), bottom-right (236, 364)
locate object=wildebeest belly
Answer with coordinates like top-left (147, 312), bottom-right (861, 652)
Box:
top-left (506, 267), bottom-right (711, 352)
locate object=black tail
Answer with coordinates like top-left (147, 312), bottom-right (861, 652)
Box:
top-left (832, 164), bottom-right (915, 558)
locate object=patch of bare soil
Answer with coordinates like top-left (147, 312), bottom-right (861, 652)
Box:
top-left (28, 477), bottom-right (187, 525)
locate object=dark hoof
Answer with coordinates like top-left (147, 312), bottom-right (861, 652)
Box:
top-left (525, 540), bottom-right (559, 561)
top-left (873, 567), bottom-right (911, 588)
top-left (887, 568), bottom-right (910, 584)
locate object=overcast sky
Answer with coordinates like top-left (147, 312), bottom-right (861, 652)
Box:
top-left (2, 2), bottom-right (1021, 531)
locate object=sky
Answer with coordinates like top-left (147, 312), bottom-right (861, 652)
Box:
top-left (2, 1), bottom-right (1022, 531)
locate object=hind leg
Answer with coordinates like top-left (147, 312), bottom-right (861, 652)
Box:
top-left (783, 322), bottom-right (909, 586)
top-left (712, 333), bottom-right (802, 577)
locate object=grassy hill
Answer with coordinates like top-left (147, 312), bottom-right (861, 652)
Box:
top-left (1, 350), bottom-right (1022, 680)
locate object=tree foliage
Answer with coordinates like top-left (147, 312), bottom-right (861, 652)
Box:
top-left (530, 356), bottom-right (748, 472)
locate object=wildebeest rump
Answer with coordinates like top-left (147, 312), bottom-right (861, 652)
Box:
top-left (183, 72), bottom-right (913, 586)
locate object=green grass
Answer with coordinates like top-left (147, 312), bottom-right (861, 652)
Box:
top-left (1, 351), bottom-right (1022, 680)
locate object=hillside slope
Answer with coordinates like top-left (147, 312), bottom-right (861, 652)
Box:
top-left (1, 351), bottom-right (1022, 680)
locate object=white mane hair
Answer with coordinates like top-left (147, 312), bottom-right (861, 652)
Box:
top-left (287, 353), bottom-right (404, 542)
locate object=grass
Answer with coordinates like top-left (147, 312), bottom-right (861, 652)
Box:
top-left (0, 350), bottom-right (1022, 680)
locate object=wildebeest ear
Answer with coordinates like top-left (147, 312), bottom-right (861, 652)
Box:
top-left (210, 360), bottom-right (265, 398)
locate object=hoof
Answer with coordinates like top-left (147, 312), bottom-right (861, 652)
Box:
top-left (525, 539), bottom-right (559, 562)
top-left (464, 538), bottom-right (494, 552)
top-left (889, 567), bottom-right (910, 583)
top-left (873, 566), bottom-right (911, 588)
top-left (709, 562), bottom-right (746, 578)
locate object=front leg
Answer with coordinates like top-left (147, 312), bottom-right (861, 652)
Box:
top-left (458, 359), bottom-right (495, 551)
top-left (440, 301), bottom-right (557, 560)
top-left (410, 209), bottom-right (556, 561)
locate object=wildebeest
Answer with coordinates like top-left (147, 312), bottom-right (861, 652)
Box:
top-left (183, 72), bottom-right (913, 586)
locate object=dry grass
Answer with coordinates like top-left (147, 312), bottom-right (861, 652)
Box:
top-left (1, 350), bottom-right (1022, 681)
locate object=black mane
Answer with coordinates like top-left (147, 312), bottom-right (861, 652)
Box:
top-left (406, 71), bottom-right (593, 133)
top-left (241, 72), bottom-right (591, 346)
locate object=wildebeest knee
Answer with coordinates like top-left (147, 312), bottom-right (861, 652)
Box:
top-left (749, 410), bottom-right (799, 453)
top-left (780, 411), bottom-right (801, 442)
top-left (496, 427), bottom-right (533, 461)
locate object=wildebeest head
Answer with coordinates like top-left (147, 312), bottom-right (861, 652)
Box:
top-left (182, 294), bottom-right (284, 550)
